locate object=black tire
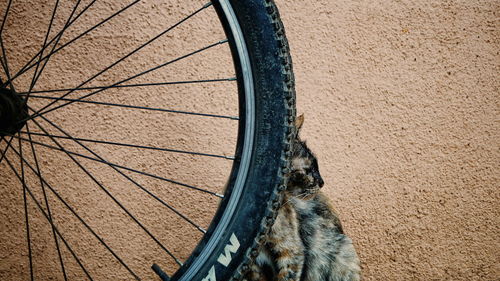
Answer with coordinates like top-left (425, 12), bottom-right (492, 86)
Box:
top-left (0, 0), bottom-right (295, 280)
top-left (172, 0), bottom-right (296, 280)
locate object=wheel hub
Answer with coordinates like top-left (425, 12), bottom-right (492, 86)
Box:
top-left (0, 85), bottom-right (28, 137)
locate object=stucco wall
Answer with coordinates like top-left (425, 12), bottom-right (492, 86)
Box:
top-left (0, 0), bottom-right (498, 280)
top-left (275, 0), bottom-right (499, 280)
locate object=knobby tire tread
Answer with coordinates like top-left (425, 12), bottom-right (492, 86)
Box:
top-left (228, 0), bottom-right (296, 279)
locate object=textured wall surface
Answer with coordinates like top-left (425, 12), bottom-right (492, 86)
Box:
top-left (274, 0), bottom-right (499, 280)
top-left (0, 0), bottom-right (498, 280)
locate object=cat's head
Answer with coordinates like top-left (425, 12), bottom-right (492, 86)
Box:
top-left (287, 114), bottom-right (324, 197)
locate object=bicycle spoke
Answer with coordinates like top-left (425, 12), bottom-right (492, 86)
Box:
top-left (5, 0), bottom-right (129, 86)
top-left (19, 77), bottom-right (237, 95)
top-left (28, 117), bottom-right (185, 266)
top-left (19, 131), bottom-right (234, 160)
top-left (7, 141), bottom-right (142, 280)
top-left (0, 0), bottom-right (12, 37)
top-left (0, 36), bottom-right (14, 90)
top-left (1, 0), bottom-right (246, 278)
top-left (24, 120), bottom-right (209, 233)
top-left (0, 55), bottom-right (10, 88)
top-left (3, 155), bottom-right (94, 281)
top-left (26, 0), bottom-right (62, 99)
top-left (0, 135), bottom-right (14, 165)
top-left (25, 39), bottom-right (228, 122)
top-left (25, 123), bottom-right (68, 281)
top-left (26, 2), bottom-right (212, 119)
top-left (19, 94), bottom-right (238, 120)
top-left (12, 133), bottom-right (223, 198)
top-left (0, 53), bottom-right (16, 164)
top-left (6, 0), bottom-right (92, 87)
top-left (18, 134), bottom-right (34, 281)
top-left (0, 0), bottom-right (14, 91)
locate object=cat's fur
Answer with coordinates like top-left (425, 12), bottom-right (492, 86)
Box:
top-left (243, 115), bottom-right (361, 281)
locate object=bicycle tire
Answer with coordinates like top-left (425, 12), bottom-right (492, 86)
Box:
top-left (171, 0), bottom-right (296, 280)
top-left (0, 0), bottom-right (295, 280)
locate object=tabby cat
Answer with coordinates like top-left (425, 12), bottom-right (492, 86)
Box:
top-left (243, 115), bottom-right (361, 281)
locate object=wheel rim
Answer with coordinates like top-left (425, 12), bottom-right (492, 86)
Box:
top-left (173, 0), bottom-right (254, 279)
top-left (0, 1), bottom-right (252, 279)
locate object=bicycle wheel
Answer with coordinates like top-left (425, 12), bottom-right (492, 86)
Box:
top-left (0, 0), bottom-right (295, 280)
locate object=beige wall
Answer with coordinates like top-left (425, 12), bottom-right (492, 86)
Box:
top-left (274, 0), bottom-right (499, 280)
top-left (0, 0), bottom-right (498, 280)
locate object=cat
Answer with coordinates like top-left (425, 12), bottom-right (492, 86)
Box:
top-left (243, 114), bottom-right (361, 281)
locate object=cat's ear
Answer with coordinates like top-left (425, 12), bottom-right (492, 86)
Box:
top-left (295, 114), bottom-right (304, 131)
